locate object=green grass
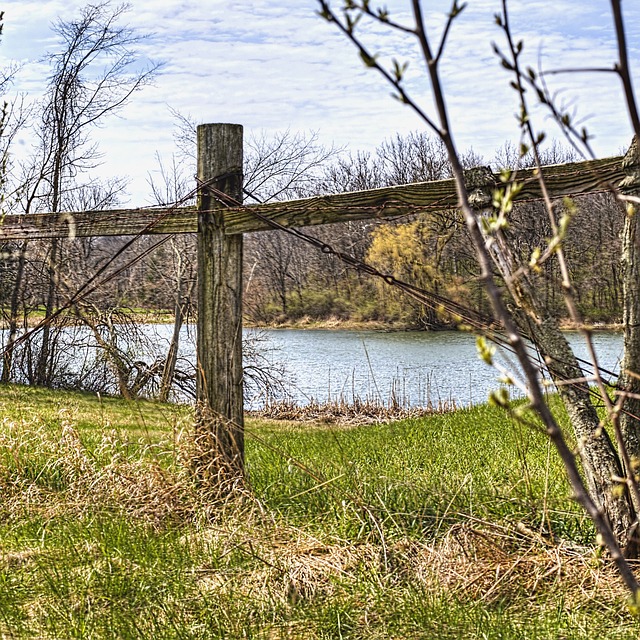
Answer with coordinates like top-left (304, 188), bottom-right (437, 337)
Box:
top-left (0, 383), bottom-right (188, 437)
top-left (248, 403), bottom-right (589, 542)
top-left (0, 383), bottom-right (638, 639)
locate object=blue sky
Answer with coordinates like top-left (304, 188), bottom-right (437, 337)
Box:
top-left (0, 0), bottom-right (638, 204)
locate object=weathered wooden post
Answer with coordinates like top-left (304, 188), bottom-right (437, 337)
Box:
top-left (196, 123), bottom-right (245, 482)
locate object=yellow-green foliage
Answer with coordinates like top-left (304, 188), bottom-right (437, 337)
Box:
top-left (366, 216), bottom-right (468, 325)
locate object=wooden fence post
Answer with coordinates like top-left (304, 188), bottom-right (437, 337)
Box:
top-left (196, 123), bottom-right (245, 481)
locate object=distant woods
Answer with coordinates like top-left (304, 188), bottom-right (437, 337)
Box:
top-left (241, 133), bottom-right (623, 329)
top-left (113, 128), bottom-right (626, 330)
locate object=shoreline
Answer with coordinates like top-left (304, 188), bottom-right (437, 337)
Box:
top-left (1, 310), bottom-right (623, 333)
top-left (245, 317), bottom-right (623, 332)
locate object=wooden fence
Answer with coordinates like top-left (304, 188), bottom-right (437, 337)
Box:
top-left (0, 122), bottom-right (635, 475)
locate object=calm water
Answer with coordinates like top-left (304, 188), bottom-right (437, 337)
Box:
top-left (253, 328), bottom-right (624, 408)
top-left (1, 324), bottom-right (625, 408)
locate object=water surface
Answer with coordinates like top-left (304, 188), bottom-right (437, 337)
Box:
top-left (1, 324), bottom-right (624, 409)
top-left (252, 328), bottom-right (624, 408)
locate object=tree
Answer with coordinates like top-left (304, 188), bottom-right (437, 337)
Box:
top-left (0, 23), bottom-right (35, 384)
top-left (318, 0), bottom-right (640, 596)
top-left (366, 215), bottom-right (466, 327)
top-left (146, 153), bottom-right (197, 401)
top-left (243, 131), bottom-right (488, 325)
top-left (142, 117), bottom-right (341, 400)
top-left (166, 112), bottom-right (347, 325)
top-left (1, 2), bottom-right (157, 386)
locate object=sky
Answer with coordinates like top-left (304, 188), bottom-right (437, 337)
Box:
top-left (0, 0), bottom-right (638, 205)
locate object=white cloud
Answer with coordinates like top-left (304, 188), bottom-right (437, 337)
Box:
top-left (0, 0), bottom-right (638, 203)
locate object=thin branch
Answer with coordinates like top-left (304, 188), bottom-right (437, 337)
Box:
top-left (611, 0), bottom-right (640, 141)
top-left (434, 0), bottom-right (466, 64)
top-left (318, 1), bottom-right (441, 133)
top-left (320, 0), bottom-right (640, 595)
top-left (541, 66), bottom-right (616, 76)
top-left (357, 2), bottom-right (416, 34)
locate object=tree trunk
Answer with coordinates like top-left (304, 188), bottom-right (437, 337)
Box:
top-left (466, 166), bottom-right (638, 555)
top-left (159, 282), bottom-right (188, 403)
top-left (35, 237), bottom-right (59, 385)
top-left (2, 240), bottom-right (28, 383)
top-left (619, 137), bottom-right (640, 466)
top-left (73, 306), bottom-right (133, 400)
top-left (526, 315), bottom-right (636, 552)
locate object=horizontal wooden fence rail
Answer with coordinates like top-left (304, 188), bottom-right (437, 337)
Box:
top-left (223, 155), bottom-right (625, 234)
top-left (0, 206), bottom-right (198, 241)
top-left (0, 155), bottom-right (626, 242)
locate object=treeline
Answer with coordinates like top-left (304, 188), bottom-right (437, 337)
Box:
top-left (99, 131), bottom-right (623, 330)
top-left (239, 134), bottom-right (623, 329)
top-left (243, 196), bottom-right (622, 329)
top-left (1, 133), bottom-right (625, 339)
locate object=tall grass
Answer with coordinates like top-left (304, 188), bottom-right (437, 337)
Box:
top-left (0, 384), bottom-right (637, 639)
top-left (248, 402), bottom-right (589, 543)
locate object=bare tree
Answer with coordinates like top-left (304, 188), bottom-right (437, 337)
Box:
top-left (146, 152), bottom-right (197, 401)
top-left (2, 2), bottom-right (158, 386)
top-left (144, 119), bottom-right (340, 400)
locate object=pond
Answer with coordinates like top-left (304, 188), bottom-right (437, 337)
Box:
top-left (249, 328), bottom-right (624, 408)
top-left (1, 324), bottom-right (625, 409)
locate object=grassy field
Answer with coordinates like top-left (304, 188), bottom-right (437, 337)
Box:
top-left (0, 384), bottom-right (638, 638)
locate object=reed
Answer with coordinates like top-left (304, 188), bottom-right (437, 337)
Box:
top-left (251, 395), bottom-right (456, 425)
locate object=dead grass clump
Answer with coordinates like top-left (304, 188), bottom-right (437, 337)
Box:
top-left (403, 522), bottom-right (633, 608)
top-left (0, 415), bottom-right (249, 526)
top-left (181, 411), bottom-right (246, 498)
top-left (183, 517), bottom-right (634, 619)
top-left (251, 397), bottom-right (457, 426)
top-left (188, 520), bottom-right (381, 605)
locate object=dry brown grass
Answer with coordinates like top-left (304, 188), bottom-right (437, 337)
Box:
top-left (250, 397), bottom-right (457, 426)
top-left (0, 411), bottom-right (627, 611)
top-left (2, 386), bottom-right (636, 637)
top-left (416, 522), bottom-right (632, 609)
top-left (190, 526), bottom-right (380, 607)
top-left (178, 511), bottom-right (633, 623)
top-left (0, 413), bottom-right (251, 527)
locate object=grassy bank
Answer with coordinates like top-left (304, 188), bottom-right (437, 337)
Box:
top-left (0, 384), bottom-right (638, 638)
